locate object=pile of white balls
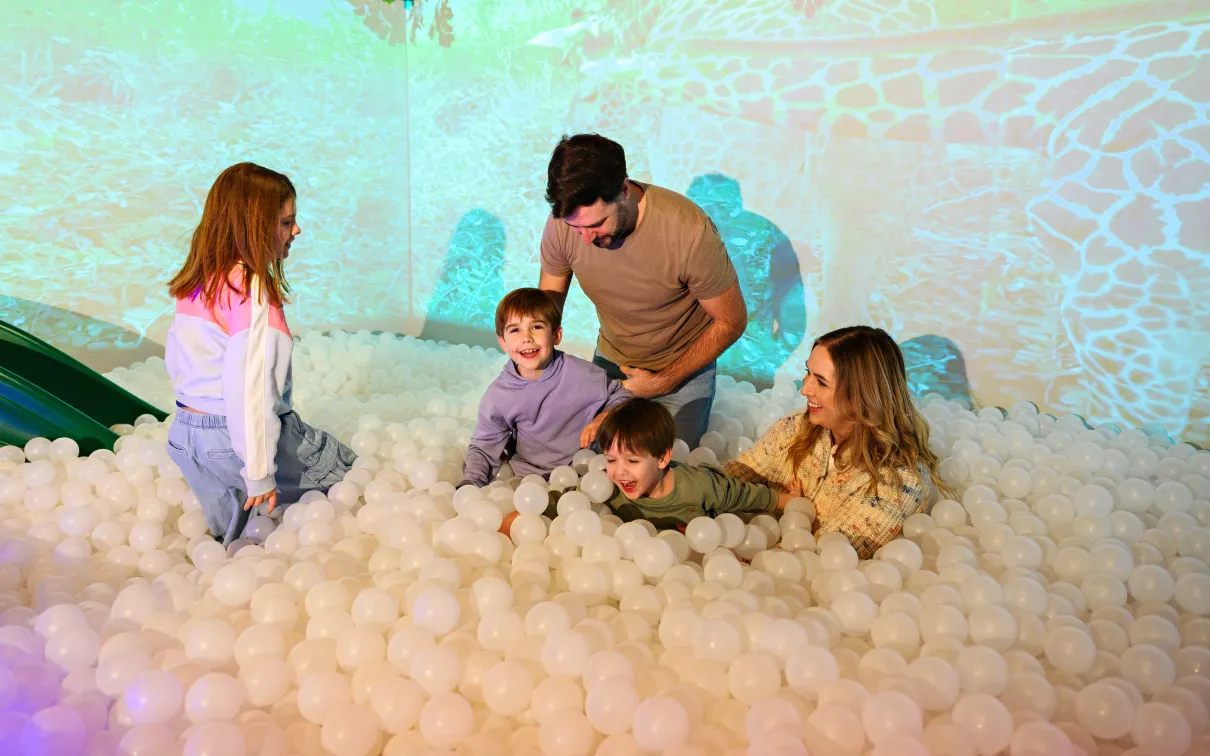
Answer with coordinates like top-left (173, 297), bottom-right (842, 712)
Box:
top-left (0, 329), bottom-right (1206, 756)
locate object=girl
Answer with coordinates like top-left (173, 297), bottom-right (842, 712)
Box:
top-left (165, 163), bottom-right (355, 545)
top-left (726, 326), bottom-right (946, 558)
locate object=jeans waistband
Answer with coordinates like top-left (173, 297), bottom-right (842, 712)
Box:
top-left (171, 407), bottom-right (229, 429)
top-left (173, 404), bottom-right (296, 429)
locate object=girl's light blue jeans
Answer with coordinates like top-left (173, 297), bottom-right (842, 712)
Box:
top-left (166, 409), bottom-right (355, 545)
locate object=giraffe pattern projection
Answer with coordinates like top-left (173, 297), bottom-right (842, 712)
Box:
top-left (532, 0), bottom-right (1209, 439)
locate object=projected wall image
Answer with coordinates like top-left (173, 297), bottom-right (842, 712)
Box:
top-left (1, 0), bottom-right (1207, 444)
top-left (506, 0), bottom-right (1210, 443)
top-left (0, 0), bottom-right (414, 352)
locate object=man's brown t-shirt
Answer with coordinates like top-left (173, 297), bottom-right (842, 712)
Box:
top-left (540, 183), bottom-right (738, 372)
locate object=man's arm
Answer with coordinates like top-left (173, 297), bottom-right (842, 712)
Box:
top-left (624, 281), bottom-right (747, 397)
top-left (538, 270), bottom-right (572, 313)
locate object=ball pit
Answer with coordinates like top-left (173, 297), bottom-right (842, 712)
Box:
top-left (0, 329), bottom-right (1206, 755)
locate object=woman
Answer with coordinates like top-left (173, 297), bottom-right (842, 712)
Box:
top-left (725, 326), bottom-right (943, 558)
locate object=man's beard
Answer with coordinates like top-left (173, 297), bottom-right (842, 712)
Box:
top-left (592, 202), bottom-right (635, 249)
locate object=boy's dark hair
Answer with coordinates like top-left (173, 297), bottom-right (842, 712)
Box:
top-left (545, 134), bottom-right (628, 219)
top-left (597, 398), bottom-right (676, 458)
top-left (495, 288), bottom-right (562, 336)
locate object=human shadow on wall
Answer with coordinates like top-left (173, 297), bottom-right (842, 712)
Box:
top-left (419, 209), bottom-right (508, 351)
top-left (900, 334), bottom-right (974, 407)
top-left (0, 296), bottom-right (164, 373)
top-left (687, 174), bottom-right (806, 387)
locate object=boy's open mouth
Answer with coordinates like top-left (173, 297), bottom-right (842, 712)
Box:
top-left (518, 348), bottom-right (539, 359)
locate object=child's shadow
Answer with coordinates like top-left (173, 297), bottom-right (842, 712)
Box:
top-left (686, 173), bottom-right (806, 387)
top-left (900, 334), bottom-right (974, 406)
top-left (420, 209), bottom-right (507, 351)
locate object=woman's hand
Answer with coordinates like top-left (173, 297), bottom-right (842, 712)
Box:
top-left (775, 477), bottom-right (805, 512)
top-left (245, 490), bottom-right (279, 514)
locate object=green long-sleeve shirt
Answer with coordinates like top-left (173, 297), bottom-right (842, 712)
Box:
top-left (604, 463), bottom-right (779, 529)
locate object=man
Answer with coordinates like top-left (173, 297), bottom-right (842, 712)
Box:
top-left (538, 134), bottom-right (747, 447)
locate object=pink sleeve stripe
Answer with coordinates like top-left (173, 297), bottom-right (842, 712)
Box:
top-left (175, 287), bottom-right (290, 337)
top-left (175, 292), bottom-right (223, 327)
top-left (222, 292), bottom-right (291, 337)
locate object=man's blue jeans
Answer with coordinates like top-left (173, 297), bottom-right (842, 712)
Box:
top-left (593, 352), bottom-right (716, 448)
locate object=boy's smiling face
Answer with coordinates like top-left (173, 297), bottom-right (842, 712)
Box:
top-left (498, 313), bottom-right (561, 380)
top-left (603, 441), bottom-right (672, 500)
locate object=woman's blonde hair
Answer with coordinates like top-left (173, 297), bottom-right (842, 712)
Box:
top-left (168, 162), bottom-right (294, 308)
top-left (789, 326), bottom-right (944, 496)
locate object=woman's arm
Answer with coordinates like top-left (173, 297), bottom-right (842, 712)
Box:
top-left (723, 412), bottom-right (804, 491)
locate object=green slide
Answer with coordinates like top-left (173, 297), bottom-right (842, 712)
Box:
top-left (0, 319), bottom-right (166, 452)
top-left (0, 366), bottom-right (119, 454)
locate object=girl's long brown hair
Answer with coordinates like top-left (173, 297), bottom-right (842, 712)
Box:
top-left (168, 163), bottom-right (294, 308)
top-left (789, 326), bottom-right (945, 497)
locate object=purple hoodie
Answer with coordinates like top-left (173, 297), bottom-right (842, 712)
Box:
top-left (461, 351), bottom-right (631, 487)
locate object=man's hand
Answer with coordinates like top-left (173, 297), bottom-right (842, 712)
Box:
top-left (620, 366), bottom-right (667, 398)
top-left (580, 411), bottom-right (609, 448)
top-left (245, 490), bottom-right (278, 514)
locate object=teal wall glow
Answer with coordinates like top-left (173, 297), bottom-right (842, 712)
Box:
top-left (0, 0), bottom-right (1207, 443)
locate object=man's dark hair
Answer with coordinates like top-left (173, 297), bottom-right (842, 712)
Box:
top-left (545, 134), bottom-right (628, 219)
top-left (597, 398), bottom-right (676, 458)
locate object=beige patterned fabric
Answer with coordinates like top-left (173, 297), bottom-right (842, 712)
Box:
top-left (724, 411), bottom-right (931, 559)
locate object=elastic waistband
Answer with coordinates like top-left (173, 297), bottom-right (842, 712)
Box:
top-left (171, 408), bottom-right (229, 429)
top-left (172, 407), bottom-right (296, 429)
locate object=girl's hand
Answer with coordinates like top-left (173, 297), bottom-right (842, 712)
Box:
top-left (245, 490), bottom-right (279, 514)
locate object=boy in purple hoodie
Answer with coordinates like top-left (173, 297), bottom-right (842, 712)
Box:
top-left (460, 288), bottom-right (631, 488)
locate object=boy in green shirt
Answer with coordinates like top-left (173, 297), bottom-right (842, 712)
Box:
top-left (597, 398), bottom-right (795, 529)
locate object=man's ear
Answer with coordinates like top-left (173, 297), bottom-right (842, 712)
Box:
top-left (658, 449), bottom-right (673, 470)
